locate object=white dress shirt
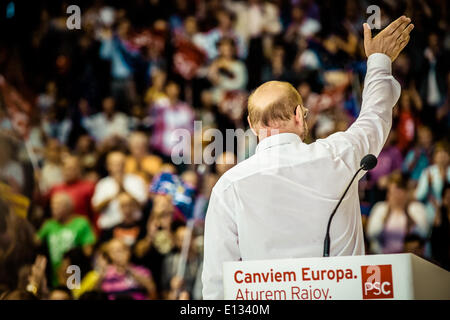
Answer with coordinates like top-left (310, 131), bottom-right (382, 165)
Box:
top-left (202, 53), bottom-right (401, 299)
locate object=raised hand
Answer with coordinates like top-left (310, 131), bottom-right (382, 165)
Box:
top-left (363, 16), bottom-right (414, 62)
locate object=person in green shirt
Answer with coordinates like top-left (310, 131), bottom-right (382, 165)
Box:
top-left (37, 192), bottom-right (96, 287)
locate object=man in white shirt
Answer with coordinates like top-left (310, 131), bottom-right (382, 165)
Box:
top-left (82, 96), bottom-right (130, 143)
top-left (202, 16), bottom-right (414, 299)
top-left (92, 151), bottom-right (147, 229)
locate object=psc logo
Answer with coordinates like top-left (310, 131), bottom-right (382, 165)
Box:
top-left (361, 265), bottom-right (394, 299)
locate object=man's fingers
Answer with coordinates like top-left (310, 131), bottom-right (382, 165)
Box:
top-left (391, 19), bottom-right (412, 39)
top-left (398, 35), bottom-right (410, 45)
top-left (400, 35), bottom-right (410, 47)
top-left (384, 16), bottom-right (408, 35)
top-left (402, 23), bottom-right (414, 36)
top-left (398, 28), bottom-right (412, 42)
top-left (397, 38), bottom-right (410, 54)
top-left (363, 23), bottom-right (372, 42)
top-left (394, 35), bottom-right (410, 57)
top-left (395, 23), bottom-right (413, 46)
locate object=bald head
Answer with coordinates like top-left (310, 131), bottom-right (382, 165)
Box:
top-left (51, 192), bottom-right (74, 222)
top-left (248, 81), bottom-right (306, 138)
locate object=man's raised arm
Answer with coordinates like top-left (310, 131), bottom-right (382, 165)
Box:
top-left (319, 16), bottom-right (414, 171)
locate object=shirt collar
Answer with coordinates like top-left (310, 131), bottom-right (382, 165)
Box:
top-left (255, 133), bottom-right (302, 153)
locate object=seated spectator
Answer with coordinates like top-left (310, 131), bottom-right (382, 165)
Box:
top-left (418, 32), bottom-right (447, 127)
top-left (41, 100), bottom-right (73, 146)
top-left (431, 183), bottom-right (450, 270)
top-left (37, 192), bottom-right (96, 287)
top-left (284, 5), bottom-right (321, 42)
top-left (100, 239), bottom-right (156, 300)
top-left (161, 224), bottom-right (202, 299)
top-left (293, 36), bottom-right (321, 72)
top-left (39, 139), bottom-right (65, 193)
top-left (82, 97), bottom-right (131, 144)
top-left (99, 192), bottom-right (143, 246)
top-left (134, 194), bottom-right (175, 294)
top-left (402, 125), bottom-right (433, 186)
top-left (366, 173), bottom-right (428, 254)
top-left (98, 20), bottom-right (138, 109)
top-left (261, 45), bottom-right (292, 83)
top-left (48, 155), bottom-right (97, 226)
top-left (194, 9), bottom-right (246, 61)
top-left (149, 81), bottom-right (194, 161)
top-left (74, 135), bottom-right (99, 182)
top-left (144, 69), bottom-right (168, 107)
top-left (125, 131), bottom-right (163, 185)
top-left (92, 151), bottom-right (147, 230)
top-left (207, 37), bottom-right (248, 106)
top-left (415, 141), bottom-right (450, 227)
top-left (395, 91), bottom-right (421, 153)
top-left (226, 0), bottom-right (282, 89)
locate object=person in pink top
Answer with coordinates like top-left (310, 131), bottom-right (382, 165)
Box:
top-left (149, 81), bottom-right (194, 160)
top-left (100, 238), bottom-right (157, 300)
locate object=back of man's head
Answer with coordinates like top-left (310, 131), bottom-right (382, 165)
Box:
top-left (248, 81), bottom-right (303, 135)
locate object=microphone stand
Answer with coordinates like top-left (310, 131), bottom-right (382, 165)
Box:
top-left (323, 166), bottom-right (364, 257)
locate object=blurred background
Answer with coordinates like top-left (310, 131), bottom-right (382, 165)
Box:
top-left (0, 0), bottom-right (449, 300)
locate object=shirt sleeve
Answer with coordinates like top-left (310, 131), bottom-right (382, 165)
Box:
top-left (318, 53), bottom-right (401, 173)
top-left (202, 186), bottom-right (241, 300)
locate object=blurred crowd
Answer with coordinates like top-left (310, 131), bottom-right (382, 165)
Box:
top-left (0, 0), bottom-right (449, 300)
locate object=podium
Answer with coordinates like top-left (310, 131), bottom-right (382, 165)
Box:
top-left (223, 253), bottom-right (450, 300)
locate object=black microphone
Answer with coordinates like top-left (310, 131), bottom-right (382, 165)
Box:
top-left (323, 154), bottom-right (377, 257)
top-left (360, 154), bottom-right (377, 171)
